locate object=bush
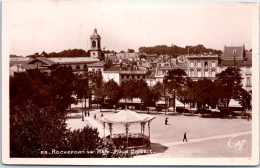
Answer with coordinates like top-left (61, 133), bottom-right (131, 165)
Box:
top-left (101, 103), bottom-right (113, 109)
top-left (176, 106), bottom-right (189, 113)
top-left (155, 105), bottom-right (164, 111)
top-left (196, 108), bottom-right (212, 114)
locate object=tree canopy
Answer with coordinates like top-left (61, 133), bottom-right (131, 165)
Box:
top-left (139, 44), bottom-right (222, 56)
top-left (216, 67), bottom-right (243, 109)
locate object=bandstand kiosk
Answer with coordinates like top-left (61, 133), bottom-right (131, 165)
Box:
top-left (100, 110), bottom-right (155, 150)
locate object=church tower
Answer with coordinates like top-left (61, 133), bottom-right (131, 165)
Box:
top-left (90, 28), bottom-right (102, 59)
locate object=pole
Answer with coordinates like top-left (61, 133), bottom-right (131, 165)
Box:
top-left (82, 100), bottom-right (84, 121)
top-left (108, 123), bottom-right (113, 139)
top-left (148, 121), bottom-right (150, 141)
top-left (125, 124), bottom-right (130, 152)
top-left (103, 122), bottom-right (106, 139)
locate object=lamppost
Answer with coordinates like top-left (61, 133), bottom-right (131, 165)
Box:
top-left (82, 99), bottom-right (84, 121)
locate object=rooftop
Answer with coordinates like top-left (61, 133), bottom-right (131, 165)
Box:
top-left (90, 28), bottom-right (101, 39)
top-left (88, 61), bottom-right (105, 67)
top-left (10, 57), bottom-right (31, 67)
top-left (223, 46), bottom-right (244, 59)
top-left (104, 66), bottom-right (121, 72)
top-left (48, 57), bottom-right (99, 64)
top-left (120, 70), bottom-right (146, 75)
top-left (218, 59), bottom-right (252, 67)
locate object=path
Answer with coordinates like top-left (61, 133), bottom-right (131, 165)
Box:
top-left (135, 131), bottom-right (252, 158)
top-left (161, 130), bottom-right (251, 147)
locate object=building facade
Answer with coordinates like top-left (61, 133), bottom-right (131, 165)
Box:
top-left (186, 54), bottom-right (218, 81)
top-left (217, 45), bottom-right (252, 91)
top-left (119, 70), bottom-right (147, 84)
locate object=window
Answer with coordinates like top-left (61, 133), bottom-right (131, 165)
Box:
top-left (246, 77), bottom-right (251, 86)
top-left (204, 61), bottom-right (208, 67)
top-left (198, 62), bottom-right (202, 68)
top-left (212, 70), bottom-right (216, 77)
top-left (190, 70), bottom-right (194, 77)
top-left (212, 61), bottom-right (216, 67)
top-left (191, 62), bottom-right (194, 68)
top-left (204, 70), bottom-right (209, 77)
top-left (84, 65), bottom-right (88, 69)
top-left (163, 70), bottom-right (166, 75)
top-left (92, 41), bottom-right (96, 48)
top-left (76, 65), bottom-right (80, 69)
top-left (198, 71), bottom-right (202, 77)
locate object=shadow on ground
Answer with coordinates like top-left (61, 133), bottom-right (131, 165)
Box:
top-left (150, 143), bottom-right (168, 153)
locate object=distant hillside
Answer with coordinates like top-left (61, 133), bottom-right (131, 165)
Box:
top-left (25, 49), bottom-right (90, 58)
top-left (10, 54), bottom-right (23, 58)
top-left (139, 44), bottom-right (223, 57)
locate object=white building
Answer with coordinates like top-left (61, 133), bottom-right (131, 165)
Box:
top-left (186, 54), bottom-right (218, 81)
top-left (103, 66), bottom-right (120, 84)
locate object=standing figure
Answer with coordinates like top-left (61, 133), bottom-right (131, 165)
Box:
top-left (183, 133), bottom-right (188, 142)
top-left (165, 118), bottom-right (168, 125)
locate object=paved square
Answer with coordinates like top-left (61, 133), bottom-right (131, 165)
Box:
top-left (66, 109), bottom-right (252, 158)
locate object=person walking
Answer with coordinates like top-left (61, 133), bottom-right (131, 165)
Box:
top-left (183, 133), bottom-right (188, 142)
top-left (165, 118), bottom-right (168, 125)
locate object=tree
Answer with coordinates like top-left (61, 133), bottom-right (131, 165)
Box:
top-left (193, 78), bottom-right (214, 109)
top-left (50, 66), bottom-right (76, 113)
top-left (139, 45), bottom-right (222, 56)
top-left (153, 82), bottom-right (168, 114)
top-left (237, 88), bottom-right (252, 115)
top-left (10, 69), bottom-right (105, 158)
top-left (120, 79), bottom-right (137, 108)
top-left (74, 70), bottom-right (90, 112)
top-left (163, 69), bottom-right (186, 112)
top-left (128, 49), bottom-right (135, 53)
top-left (216, 67), bottom-right (243, 111)
top-left (67, 126), bottom-right (104, 157)
top-left (10, 103), bottom-right (68, 157)
top-left (135, 80), bottom-right (156, 112)
top-left (88, 70), bottom-right (104, 108)
top-left (177, 77), bottom-right (195, 110)
top-left (103, 80), bottom-right (122, 106)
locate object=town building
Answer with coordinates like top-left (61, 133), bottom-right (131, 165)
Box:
top-left (217, 45), bottom-right (252, 91)
top-left (25, 57), bottom-right (100, 73)
top-left (10, 29), bottom-right (103, 76)
top-left (102, 66), bottom-right (121, 84)
top-left (119, 70), bottom-right (147, 84)
top-left (10, 57), bottom-right (31, 76)
top-left (186, 54), bottom-right (218, 81)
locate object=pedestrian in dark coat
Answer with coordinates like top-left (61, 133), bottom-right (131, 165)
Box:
top-left (165, 118), bottom-right (168, 125)
top-left (183, 133), bottom-right (188, 142)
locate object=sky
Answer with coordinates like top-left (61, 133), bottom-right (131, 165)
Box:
top-left (3, 0), bottom-right (258, 56)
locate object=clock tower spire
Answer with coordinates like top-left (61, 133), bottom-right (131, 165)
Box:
top-left (90, 28), bottom-right (102, 59)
